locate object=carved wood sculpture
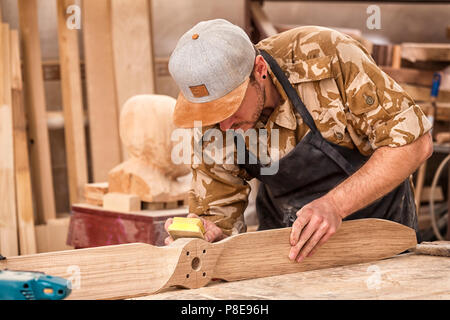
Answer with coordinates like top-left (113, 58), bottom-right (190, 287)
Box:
top-left (0, 219), bottom-right (417, 300)
top-left (108, 94), bottom-right (191, 203)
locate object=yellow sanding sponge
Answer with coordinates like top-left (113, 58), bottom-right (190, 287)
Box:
top-left (168, 217), bottom-right (206, 240)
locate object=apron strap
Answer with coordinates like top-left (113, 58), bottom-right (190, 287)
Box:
top-left (259, 50), bottom-right (319, 134)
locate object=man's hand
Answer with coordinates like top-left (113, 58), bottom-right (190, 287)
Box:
top-left (289, 196), bottom-right (342, 263)
top-left (164, 213), bottom-right (228, 245)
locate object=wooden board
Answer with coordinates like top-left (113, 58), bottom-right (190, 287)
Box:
top-left (0, 23), bottom-right (19, 257)
top-left (381, 66), bottom-right (435, 87)
top-left (18, 0), bottom-right (56, 224)
top-left (35, 217), bottom-right (74, 253)
top-left (10, 29), bottom-right (37, 255)
top-left (84, 182), bottom-right (109, 206)
top-left (0, 219), bottom-right (416, 300)
top-left (143, 254), bottom-right (450, 300)
top-left (56, 0), bottom-right (88, 205)
top-left (111, 0), bottom-right (156, 159)
top-left (82, 0), bottom-right (122, 181)
top-left (401, 83), bottom-right (450, 103)
top-left (401, 43), bottom-right (450, 63)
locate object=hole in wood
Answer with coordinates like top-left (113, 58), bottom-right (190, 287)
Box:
top-left (186, 274), bottom-right (189, 278)
top-left (191, 257), bottom-right (201, 271)
top-left (186, 251), bottom-right (190, 256)
top-left (203, 249), bottom-right (206, 254)
top-left (202, 272), bottom-right (206, 277)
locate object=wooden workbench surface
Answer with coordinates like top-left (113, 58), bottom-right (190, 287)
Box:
top-left (135, 253), bottom-right (450, 300)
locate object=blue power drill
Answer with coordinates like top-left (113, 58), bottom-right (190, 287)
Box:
top-left (0, 269), bottom-right (72, 300)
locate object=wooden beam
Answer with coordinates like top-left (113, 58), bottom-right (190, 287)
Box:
top-left (401, 83), bottom-right (450, 102)
top-left (111, 0), bottom-right (156, 160)
top-left (0, 219), bottom-right (416, 299)
top-left (249, 2), bottom-right (278, 39)
top-left (56, 0), bottom-right (88, 205)
top-left (0, 23), bottom-right (19, 257)
top-left (84, 182), bottom-right (109, 206)
top-left (82, 0), bottom-right (122, 182)
top-left (381, 66), bottom-right (434, 87)
top-left (103, 193), bottom-right (141, 212)
top-left (10, 29), bottom-right (37, 255)
top-left (401, 43), bottom-right (450, 63)
top-left (18, 0), bottom-right (56, 224)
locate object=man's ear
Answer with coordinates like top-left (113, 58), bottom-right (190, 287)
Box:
top-left (253, 55), bottom-right (268, 83)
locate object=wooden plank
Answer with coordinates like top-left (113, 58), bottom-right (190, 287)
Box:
top-left (381, 66), bottom-right (434, 87)
top-left (84, 182), bottom-right (109, 206)
top-left (144, 254), bottom-right (450, 300)
top-left (56, 0), bottom-right (88, 205)
top-left (82, 0), bottom-right (122, 181)
top-left (10, 29), bottom-right (37, 255)
top-left (250, 2), bottom-right (278, 39)
top-left (103, 192), bottom-right (141, 212)
top-left (0, 219), bottom-right (416, 299)
top-left (401, 43), bottom-right (450, 63)
top-left (18, 0), bottom-right (56, 224)
top-left (401, 83), bottom-right (450, 102)
top-left (111, 0), bottom-right (156, 160)
top-left (35, 217), bottom-right (74, 253)
top-left (0, 23), bottom-right (19, 257)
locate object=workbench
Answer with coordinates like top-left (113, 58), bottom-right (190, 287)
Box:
top-left (136, 253), bottom-right (450, 300)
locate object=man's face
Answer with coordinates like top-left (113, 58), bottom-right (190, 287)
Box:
top-left (219, 78), bottom-right (265, 132)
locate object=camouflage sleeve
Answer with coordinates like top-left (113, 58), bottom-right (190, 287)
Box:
top-left (335, 36), bottom-right (432, 152)
top-left (188, 128), bottom-right (251, 236)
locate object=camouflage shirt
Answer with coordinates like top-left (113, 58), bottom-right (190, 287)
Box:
top-left (187, 26), bottom-right (432, 236)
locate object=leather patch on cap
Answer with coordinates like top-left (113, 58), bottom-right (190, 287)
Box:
top-left (189, 84), bottom-right (209, 98)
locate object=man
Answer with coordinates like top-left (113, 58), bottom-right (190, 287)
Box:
top-left (164, 19), bottom-right (433, 263)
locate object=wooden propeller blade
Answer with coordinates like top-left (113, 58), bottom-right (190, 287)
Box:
top-left (0, 219), bottom-right (416, 300)
top-left (212, 218), bottom-right (417, 281)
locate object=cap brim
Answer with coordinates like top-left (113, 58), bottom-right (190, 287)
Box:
top-left (173, 78), bottom-right (250, 128)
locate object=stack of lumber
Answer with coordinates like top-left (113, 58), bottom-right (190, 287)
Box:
top-left (0, 0), bottom-right (159, 255)
top-left (382, 43), bottom-right (450, 122)
top-left (0, 18), bottom-right (35, 256)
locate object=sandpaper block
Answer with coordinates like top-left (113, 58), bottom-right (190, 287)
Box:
top-left (168, 217), bottom-right (205, 240)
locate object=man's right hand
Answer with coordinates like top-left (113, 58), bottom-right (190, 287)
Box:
top-left (164, 213), bottom-right (227, 245)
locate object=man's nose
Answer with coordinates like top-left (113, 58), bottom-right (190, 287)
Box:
top-left (219, 117), bottom-right (234, 131)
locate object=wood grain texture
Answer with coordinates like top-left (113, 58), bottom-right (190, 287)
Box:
top-left (18, 0), bottom-right (56, 223)
top-left (108, 95), bottom-right (190, 202)
top-left (10, 29), bottom-right (37, 255)
top-left (0, 219), bottom-right (416, 299)
top-left (144, 254), bottom-right (450, 300)
top-left (56, 0), bottom-right (88, 205)
top-left (0, 23), bottom-right (19, 256)
top-left (213, 219), bottom-right (417, 281)
top-left (111, 0), bottom-right (156, 160)
top-left (82, 0), bottom-right (122, 181)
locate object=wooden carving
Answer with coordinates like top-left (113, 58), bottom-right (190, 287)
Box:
top-left (108, 94), bottom-right (191, 202)
top-left (0, 219), bottom-right (417, 300)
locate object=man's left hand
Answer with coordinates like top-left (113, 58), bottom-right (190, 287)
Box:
top-left (289, 196), bottom-right (343, 263)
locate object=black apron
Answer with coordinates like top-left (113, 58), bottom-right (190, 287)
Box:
top-left (236, 50), bottom-right (418, 237)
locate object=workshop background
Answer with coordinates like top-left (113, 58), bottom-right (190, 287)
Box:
top-left (0, 0), bottom-right (449, 257)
